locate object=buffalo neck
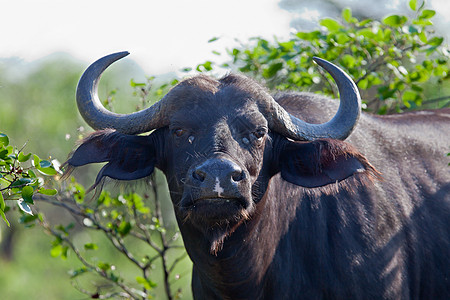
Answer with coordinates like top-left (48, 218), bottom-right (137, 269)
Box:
top-left (177, 180), bottom-right (296, 299)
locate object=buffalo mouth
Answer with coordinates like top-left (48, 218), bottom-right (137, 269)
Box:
top-left (178, 195), bottom-right (254, 254)
top-left (179, 196), bottom-right (251, 223)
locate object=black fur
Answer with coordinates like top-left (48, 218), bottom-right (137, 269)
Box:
top-left (66, 74), bottom-right (450, 299)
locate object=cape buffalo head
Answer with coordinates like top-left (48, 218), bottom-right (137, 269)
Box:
top-left (65, 52), bottom-right (376, 253)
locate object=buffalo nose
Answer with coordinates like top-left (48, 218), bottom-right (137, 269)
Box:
top-left (192, 168), bottom-right (206, 182)
top-left (191, 158), bottom-right (245, 184)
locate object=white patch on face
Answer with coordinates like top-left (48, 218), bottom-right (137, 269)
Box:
top-left (213, 177), bottom-right (224, 198)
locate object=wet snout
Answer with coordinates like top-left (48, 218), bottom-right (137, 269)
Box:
top-left (189, 157), bottom-right (247, 199)
top-left (179, 157), bottom-right (253, 223)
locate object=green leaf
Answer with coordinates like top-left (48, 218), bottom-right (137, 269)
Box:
top-left (296, 30), bottom-right (322, 41)
top-left (358, 78), bottom-right (369, 89)
top-left (118, 221), bottom-right (132, 236)
top-left (418, 31), bottom-right (427, 43)
top-left (69, 267), bottom-right (88, 278)
top-left (262, 62), bottom-right (283, 78)
top-left (129, 79), bottom-right (146, 88)
top-left (28, 170), bottom-right (37, 178)
top-left (11, 177), bottom-right (33, 187)
top-left (335, 32), bottom-right (351, 44)
top-left (402, 90), bottom-right (419, 103)
top-left (0, 133), bottom-right (9, 147)
top-left (38, 188), bottom-right (57, 196)
top-left (84, 243), bottom-right (98, 250)
top-left (357, 19), bottom-right (373, 27)
top-left (71, 183), bottom-right (85, 203)
top-left (208, 37), bottom-right (219, 43)
top-left (413, 19), bottom-right (433, 26)
top-left (32, 154), bottom-right (41, 168)
top-left (0, 209), bottom-right (10, 227)
top-left (22, 185), bottom-right (34, 204)
top-left (196, 61), bottom-right (213, 72)
top-left (36, 160), bottom-right (58, 176)
top-left (50, 244), bottom-right (63, 257)
top-left (109, 272), bottom-right (120, 283)
top-left (419, 9), bottom-right (436, 20)
top-left (136, 276), bottom-right (157, 290)
top-left (409, 0), bottom-right (417, 11)
top-left (56, 223), bottom-right (74, 235)
top-left (98, 262), bottom-right (111, 271)
top-left (427, 37), bottom-right (444, 47)
top-left (320, 18), bottom-right (342, 32)
top-left (342, 8), bottom-right (352, 23)
top-left (357, 28), bottom-right (376, 38)
top-left (61, 246), bottom-right (68, 259)
top-left (0, 192), bottom-right (5, 210)
top-left (0, 149), bottom-right (9, 161)
top-left (383, 15), bottom-right (408, 27)
top-left (341, 54), bottom-right (356, 68)
top-left (0, 178), bottom-right (9, 190)
top-left (18, 152), bottom-right (32, 162)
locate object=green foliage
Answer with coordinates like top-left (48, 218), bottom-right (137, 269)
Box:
top-left (0, 132), bottom-right (58, 226)
top-left (1, 72), bottom-right (187, 298)
top-left (197, 1), bottom-right (449, 114)
top-left (20, 175), bottom-right (188, 299)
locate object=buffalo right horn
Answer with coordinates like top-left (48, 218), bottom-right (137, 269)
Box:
top-left (76, 51), bottom-right (172, 134)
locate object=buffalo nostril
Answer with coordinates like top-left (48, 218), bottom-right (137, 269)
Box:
top-left (231, 170), bottom-right (245, 182)
top-left (192, 169), bottom-right (206, 182)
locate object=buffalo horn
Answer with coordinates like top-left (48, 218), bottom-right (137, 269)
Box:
top-left (261, 57), bottom-right (361, 141)
top-left (77, 53), bottom-right (360, 141)
top-left (76, 51), bottom-right (171, 134)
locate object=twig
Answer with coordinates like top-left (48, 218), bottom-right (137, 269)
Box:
top-left (39, 216), bottom-right (142, 299)
top-left (151, 177), bottom-right (173, 300)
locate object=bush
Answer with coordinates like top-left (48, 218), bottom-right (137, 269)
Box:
top-left (194, 0), bottom-right (449, 114)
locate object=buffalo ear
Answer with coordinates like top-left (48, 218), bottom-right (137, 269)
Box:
top-left (63, 129), bottom-right (159, 189)
top-left (279, 139), bottom-right (376, 188)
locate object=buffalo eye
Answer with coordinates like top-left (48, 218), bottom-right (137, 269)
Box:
top-left (253, 128), bottom-right (266, 140)
top-left (243, 128), bottom-right (267, 147)
top-left (174, 129), bottom-right (186, 137)
top-left (250, 128), bottom-right (267, 145)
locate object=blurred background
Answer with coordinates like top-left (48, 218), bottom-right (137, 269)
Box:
top-left (1, 0), bottom-right (449, 299)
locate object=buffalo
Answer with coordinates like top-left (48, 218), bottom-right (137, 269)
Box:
top-left (65, 52), bottom-right (450, 299)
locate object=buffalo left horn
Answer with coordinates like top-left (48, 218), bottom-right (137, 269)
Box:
top-left (259, 57), bottom-right (361, 141)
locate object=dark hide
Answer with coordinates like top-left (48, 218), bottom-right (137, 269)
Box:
top-left (278, 138), bottom-right (379, 188)
top-left (66, 74), bottom-right (450, 299)
top-left (63, 128), bottom-right (164, 191)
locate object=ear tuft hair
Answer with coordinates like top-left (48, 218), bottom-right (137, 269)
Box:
top-left (62, 129), bottom-right (159, 194)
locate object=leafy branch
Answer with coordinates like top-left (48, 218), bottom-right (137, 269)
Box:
top-left (0, 132), bottom-right (58, 226)
top-left (196, 0), bottom-right (449, 114)
top-left (29, 175), bottom-right (188, 300)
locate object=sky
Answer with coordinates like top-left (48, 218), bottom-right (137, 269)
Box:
top-left (1, 0), bottom-right (293, 75)
top-left (1, 0), bottom-right (449, 75)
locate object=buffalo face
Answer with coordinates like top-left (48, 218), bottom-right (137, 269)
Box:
top-left (160, 82), bottom-right (272, 232)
